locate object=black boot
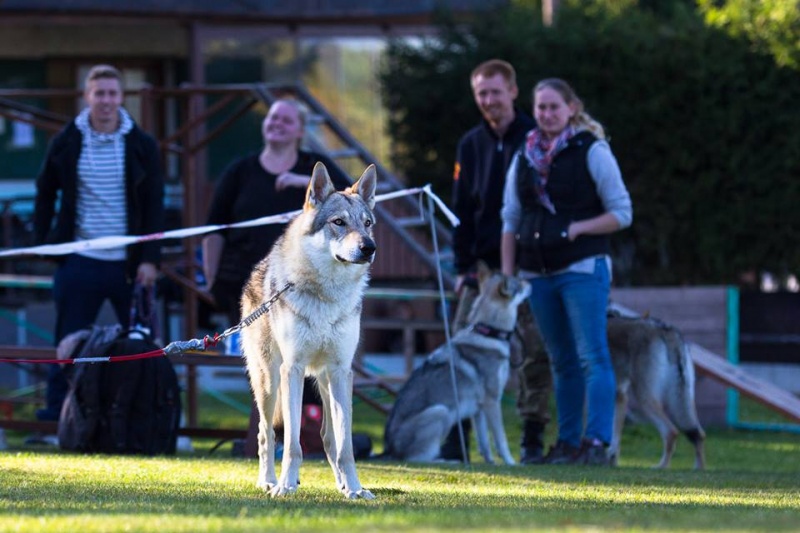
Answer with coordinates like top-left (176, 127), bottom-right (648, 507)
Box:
top-left (520, 420), bottom-right (545, 464)
top-left (440, 419), bottom-right (471, 463)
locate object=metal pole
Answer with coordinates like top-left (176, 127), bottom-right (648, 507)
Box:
top-left (726, 285), bottom-right (740, 427)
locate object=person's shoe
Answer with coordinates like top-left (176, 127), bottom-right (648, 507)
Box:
top-left (520, 445), bottom-right (545, 464)
top-left (24, 433), bottom-right (58, 446)
top-left (176, 436), bottom-right (194, 453)
top-left (577, 438), bottom-right (612, 466)
top-left (519, 419), bottom-right (546, 464)
top-left (542, 440), bottom-right (582, 464)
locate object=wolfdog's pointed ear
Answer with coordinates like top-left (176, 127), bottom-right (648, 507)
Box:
top-left (305, 162), bottom-right (336, 211)
top-left (347, 164), bottom-right (377, 210)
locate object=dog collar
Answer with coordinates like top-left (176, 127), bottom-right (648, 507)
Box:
top-left (470, 322), bottom-right (513, 341)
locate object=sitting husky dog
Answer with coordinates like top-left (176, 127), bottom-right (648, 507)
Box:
top-left (240, 162), bottom-right (376, 499)
top-left (382, 262), bottom-right (531, 464)
top-left (606, 312), bottom-right (706, 469)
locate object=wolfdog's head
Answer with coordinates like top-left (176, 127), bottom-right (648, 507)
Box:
top-left (467, 262), bottom-right (532, 332)
top-left (303, 162), bottom-right (377, 265)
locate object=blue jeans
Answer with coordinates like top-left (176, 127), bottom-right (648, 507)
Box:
top-left (526, 258), bottom-right (615, 447)
top-left (38, 254), bottom-right (132, 421)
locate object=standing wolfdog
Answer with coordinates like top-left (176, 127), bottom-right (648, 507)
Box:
top-left (607, 313), bottom-right (706, 469)
top-left (240, 162), bottom-right (376, 499)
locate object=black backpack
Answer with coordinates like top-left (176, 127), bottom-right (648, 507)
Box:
top-left (57, 326), bottom-right (182, 455)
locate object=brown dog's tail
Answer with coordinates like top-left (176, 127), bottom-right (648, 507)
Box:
top-left (665, 331), bottom-right (707, 469)
top-left (664, 330), bottom-right (706, 434)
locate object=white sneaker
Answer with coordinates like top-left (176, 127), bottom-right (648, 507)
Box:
top-left (39, 435), bottom-right (59, 447)
top-left (24, 433), bottom-right (59, 446)
top-left (176, 436), bottom-right (194, 453)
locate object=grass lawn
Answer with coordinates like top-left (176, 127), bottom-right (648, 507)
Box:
top-left (1, 390), bottom-right (798, 532)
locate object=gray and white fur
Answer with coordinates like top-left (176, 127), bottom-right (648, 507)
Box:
top-left (606, 313), bottom-right (706, 469)
top-left (382, 262), bottom-right (531, 464)
top-left (240, 162), bottom-right (377, 499)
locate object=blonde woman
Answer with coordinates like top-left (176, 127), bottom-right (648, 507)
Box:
top-left (202, 99), bottom-right (350, 325)
top-left (501, 79), bottom-right (633, 466)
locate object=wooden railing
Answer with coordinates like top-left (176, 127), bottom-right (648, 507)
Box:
top-left (0, 275), bottom-right (455, 440)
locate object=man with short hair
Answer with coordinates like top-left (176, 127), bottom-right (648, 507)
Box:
top-left (33, 64), bottom-right (164, 422)
top-left (445, 59), bottom-right (552, 464)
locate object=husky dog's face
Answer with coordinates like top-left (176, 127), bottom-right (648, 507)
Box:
top-left (317, 195), bottom-right (377, 265)
top-left (305, 163), bottom-right (377, 265)
top-left (467, 261), bottom-right (531, 329)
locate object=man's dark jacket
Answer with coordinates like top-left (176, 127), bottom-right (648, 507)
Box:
top-left (34, 121), bottom-right (165, 277)
top-left (452, 111), bottom-right (535, 274)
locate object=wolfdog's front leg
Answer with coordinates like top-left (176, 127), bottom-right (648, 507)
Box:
top-left (483, 400), bottom-right (516, 465)
top-left (315, 374), bottom-right (345, 490)
top-left (271, 363), bottom-right (305, 497)
top-left (473, 411), bottom-right (494, 464)
top-left (251, 366), bottom-right (279, 491)
top-left (328, 367), bottom-right (375, 499)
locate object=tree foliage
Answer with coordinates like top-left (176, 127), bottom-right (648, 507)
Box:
top-left (379, 2), bottom-right (800, 285)
top-left (697, 0), bottom-right (800, 69)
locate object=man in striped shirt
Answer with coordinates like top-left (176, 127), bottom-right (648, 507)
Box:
top-left (33, 64), bottom-right (164, 422)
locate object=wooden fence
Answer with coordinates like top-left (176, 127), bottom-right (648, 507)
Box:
top-left (610, 286), bottom-right (729, 426)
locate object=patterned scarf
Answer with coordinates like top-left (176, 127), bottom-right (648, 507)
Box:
top-left (523, 126), bottom-right (575, 215)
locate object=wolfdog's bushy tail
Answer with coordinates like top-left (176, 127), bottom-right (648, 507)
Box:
top-left (663, 327), bottom-right (705, 440)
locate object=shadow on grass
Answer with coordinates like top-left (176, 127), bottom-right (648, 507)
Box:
top-left (1, 457), bottom-right (799, 531)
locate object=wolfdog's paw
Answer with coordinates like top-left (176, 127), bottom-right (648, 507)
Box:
top-left (256, 479), bottom-right (277, 493)
top-left (269, 483), bottom-right (298, 498)
top-left (342, 487), bottom-right (376, 500)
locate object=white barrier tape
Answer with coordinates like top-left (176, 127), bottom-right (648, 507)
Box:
top-left (0, 185), bottom-right (459, 258)
top-left (422, 184), bottom-right (459, 228)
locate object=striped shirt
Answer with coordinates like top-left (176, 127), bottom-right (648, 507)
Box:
top-left (74, 107), bottom-right (133, 261)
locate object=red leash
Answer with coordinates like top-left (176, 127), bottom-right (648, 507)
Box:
top-left (0, 348), bottom-right (167, 365)
top-left (0, 282), bottom-right (293, 365)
